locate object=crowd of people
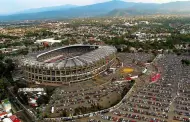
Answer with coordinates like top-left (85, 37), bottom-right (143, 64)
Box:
top-left (118, 53), bottom-right (154, 64)
top-left (37, 46), bottom-right (95, 62)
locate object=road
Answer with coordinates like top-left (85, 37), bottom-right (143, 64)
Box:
top-left (7, 87), bottom-right (37, 122)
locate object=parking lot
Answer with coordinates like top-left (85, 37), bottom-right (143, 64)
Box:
top-left (41, 53), bottom-right (190, 122)
top-left (84, 54), bottom-right (190, 122)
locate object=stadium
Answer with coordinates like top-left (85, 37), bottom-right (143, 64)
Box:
top-left (20, 45), bottom-right (117, 84)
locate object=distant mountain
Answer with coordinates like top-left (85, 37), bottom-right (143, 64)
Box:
top-left (160, 1), bottom-right (190, 11)
top-left (17, 4), bottom-right (78, 14)
top-left (0, 0), bottom-right (136, 21)
top-left (130, 3), bottom-right (160, 10)
top-left (107, 8), bottom-right (160, 17)
top-left (107, 1), bottom-right (190, 17)
top-left (1, 0), bottom-right (190, 21)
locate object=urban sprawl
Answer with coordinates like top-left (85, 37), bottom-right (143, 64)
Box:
top-left (0, 15), bottom-right (190, 122)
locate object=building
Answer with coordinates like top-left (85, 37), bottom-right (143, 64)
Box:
top-left (35, 38), bottom-right (61, 46)
top-left (18, 88), bottom-right (46, 107)
top-left (1, 100), bottom-right (11, 113)
top-left (20, 45), bottom-right (117, 85)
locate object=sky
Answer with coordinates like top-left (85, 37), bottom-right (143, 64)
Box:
top-left (0, 0), bottom-right (189, 15)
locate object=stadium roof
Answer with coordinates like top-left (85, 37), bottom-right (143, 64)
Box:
top-left (20, 45), bottom-right (116, 69)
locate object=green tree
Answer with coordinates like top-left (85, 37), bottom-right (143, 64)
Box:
top-left (0, 54), bottom-right (5, 60)
top-left (181, 59), bottom-right (190, 66)
top-left (0, 61), bottom-right (5, 77)
top-left (0, 78), bottom-right (9, 100)
top-left (36, 95), bottom-right (49, 106)
top-left (0, 58), bottom-right (15, 82)
top-left (4, 59), bottom-right (15, 81)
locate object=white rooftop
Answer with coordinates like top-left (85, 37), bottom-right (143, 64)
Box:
top-left (35, 38), bottom-right (61, 43)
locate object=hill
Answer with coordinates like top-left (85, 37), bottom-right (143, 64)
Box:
top-left (0, 0), bottom-right (136, 21)
top-left (1, 0), bottom-right (190, 21)
top-left (160, 1), bottom-right (190, 11)
top-left (107, 1), bottom-right (190, 16)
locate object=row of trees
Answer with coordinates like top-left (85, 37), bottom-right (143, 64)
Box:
top-left (0, 55), bottom-right (15, 82)
top-left (104, 36), bottom-right (175, 50)
top-left (25, 29), bottom-right (56, 38)
top-left (0, 78), bottom-right (9, 100)
top-left (0, 39), bottom-right (34, 50)
top-left (0, 34), bottom-right (19, 39)
top-left (104, 33), bottom-right (190, 52)
top-left (167, 34), bottom-right (190, 44)
top-left (0, 54), bottom-right (15, 100)
top-left (181, 59), bottom-right (190, 66)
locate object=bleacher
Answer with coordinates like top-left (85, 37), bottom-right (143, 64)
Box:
top-left (37, 46), bottom-right (96, 63)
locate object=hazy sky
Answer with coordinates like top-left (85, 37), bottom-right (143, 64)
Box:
top-left (0, 0), bottom-right (189, 15)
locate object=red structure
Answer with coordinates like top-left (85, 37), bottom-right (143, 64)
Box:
top-left (125, 77), bottom-right (132, 81)
top-left (42, 41), bottom-right (49, 47)
top-left (151, 73), bottom-right (161, 83)
top-left (9, 115), bottom-right (21, 122)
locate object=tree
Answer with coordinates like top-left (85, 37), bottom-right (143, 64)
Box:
top-left (22, 40), bottom-right (34, 47)
top-left (18, 92), bottom-right (28, 105)
top-left (0, 54), bottom-right (4, 60)
top-left (19, 49), bottom-right (29, 55)
top-left (4, 59), bottom-right (15, 82)
top-left (129, 80), bottom-right (135, 88)
top-left (0, 57), bottom-right (15, 83)
top-left (51, 42), bottom-right (61, 47)
top-left (37, 95), bottom-right (49, 106)
top-left (0, 78), bottom-right (8, 100)
top-left (181, 59), bottom-right (190, 66)
top-left (5, 59), bottom-right (15, 71)
top-left (0, 61), bottom-right (6, 77)
top-left (61, 110), bottom-right (67, 117)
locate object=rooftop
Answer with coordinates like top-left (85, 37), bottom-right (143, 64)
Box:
top-left (20, 45), bottom-right (117, 69)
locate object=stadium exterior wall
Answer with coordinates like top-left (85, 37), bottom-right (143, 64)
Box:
top-left (21, 45), bottom-right (117, 84)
